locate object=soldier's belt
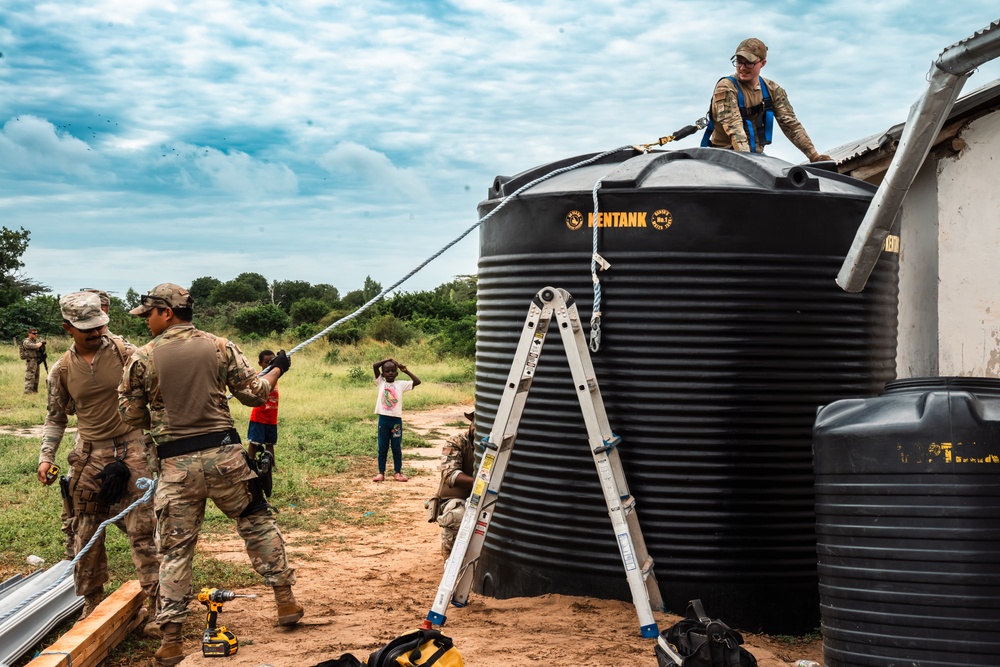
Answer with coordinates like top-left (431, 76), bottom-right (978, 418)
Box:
top-left (156, 428), bottom-right (241, 460)
top-left (81, 429), bottom-right (144, 450)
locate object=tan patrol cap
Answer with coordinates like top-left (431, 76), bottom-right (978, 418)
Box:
top-left (129, 282), bottom-right (194, 316)
top-left (734, 37), bottom-right (767, 64)
top-left (81, 288), bottom-right (111, 308)
top-left (61, 292), bottom-right (110, 330)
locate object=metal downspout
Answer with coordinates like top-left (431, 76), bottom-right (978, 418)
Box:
top-left (836, 19), bottom-right (1000, 293)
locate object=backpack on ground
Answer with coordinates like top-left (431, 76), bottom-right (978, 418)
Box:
top-left (309, 628), bottom-right (463, 667)
top-left (368, 628), bottom-right (462, 667)
top-left (655, 599), bottom-right (757, 667)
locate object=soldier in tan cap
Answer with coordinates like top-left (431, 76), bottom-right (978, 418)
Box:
top-left (702, 37), bottom-right (831, 162)
top-left (81, 288), bottom-right (111, 313)
top-left (117, 283), bottom-right (301, 667)
top-left (37, 292), bottom-right (160, 626)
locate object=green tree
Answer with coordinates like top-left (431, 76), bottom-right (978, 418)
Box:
top-left (272, 280), bottom-right (314, 311)
top-left (189, 276), bottom-right (221, 304)
top-left (234, 272), bottom-right (269, 298)
top-left (341, 275), bottom-right (383, 309)
top-left (0, 295), bottom-right (61, 339)
top-left (209, 280), bottom-right (260, 305)
top-left (0, 226), bottom-right (45, 307)
top-left (232, 303), bottom-right (289, 336)
top-left (312, 283), bottom-right (340, 306)
top-left (290, 298), bottom-right (329, 325)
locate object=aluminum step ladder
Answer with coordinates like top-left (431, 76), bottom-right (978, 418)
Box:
top-left (423, 286), bottom-right (682, 661)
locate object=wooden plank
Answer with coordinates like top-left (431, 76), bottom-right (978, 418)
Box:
top-left (26, 580), bottom-right (145, 667)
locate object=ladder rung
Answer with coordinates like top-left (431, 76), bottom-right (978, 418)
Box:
top-left (480, 437), bottom-right (498, 451)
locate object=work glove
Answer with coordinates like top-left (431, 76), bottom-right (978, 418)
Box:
top-left (810, 153), bottom-right (834, 163)
top-left (95, 458), bottom-right (131, 504)
top-left (269, 349), bottom-right (291, 375)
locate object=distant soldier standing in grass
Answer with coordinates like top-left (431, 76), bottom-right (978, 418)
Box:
top-left (20, 326), bottom-right (45, 393)
top-left (372, 358), bottom-right (420, 483)
top-left (37, 292), bottom-right (160, 627)
top-left (118, 283), bottom-right (301, 667)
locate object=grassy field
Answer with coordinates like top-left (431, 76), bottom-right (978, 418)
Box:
top-left (0, 333), bottom-right (473, 585)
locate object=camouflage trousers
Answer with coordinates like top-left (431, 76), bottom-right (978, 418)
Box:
top-left (154, 443), bottom-right (294, 625)
top-left (437, 498), bottom-right (467, 559)
top-left (67, 432), bottom-right (159, 599)
top-left (24, 359), bottom-right (40, 393)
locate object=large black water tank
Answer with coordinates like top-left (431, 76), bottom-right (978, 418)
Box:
top-left (813, 377), bottom-right (1000, 666)
top-left (472, 148), bottom-right (899, 634)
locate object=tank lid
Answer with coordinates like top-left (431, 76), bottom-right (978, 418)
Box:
top-left (488, 147), bottom-right (875, 201)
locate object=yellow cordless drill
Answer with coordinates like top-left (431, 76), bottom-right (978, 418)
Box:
top-left (198, 588), bottom-right (257, 657)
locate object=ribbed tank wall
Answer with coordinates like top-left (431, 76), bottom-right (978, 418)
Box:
top-left (813, 378), bottom-right (1000, 666)
top-left (471, 148), bottom-right (898, 634)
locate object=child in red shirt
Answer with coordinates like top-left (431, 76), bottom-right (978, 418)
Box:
top-left (248, 350), bottom-right (280, 466)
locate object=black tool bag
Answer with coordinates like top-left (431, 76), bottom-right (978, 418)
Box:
top-left (655, 599), bottom-right (757, 667)
top-left (367, 628), bottom-right (461, 667)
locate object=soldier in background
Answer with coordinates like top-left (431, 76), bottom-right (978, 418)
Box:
top-left (433, 411), bottom-right (476, 558)
top-left (20, 327), bottom-right (45, 393)
top-left (118, 283), bottom-right (300, 667)
top-left (82, 288), bottom-right (111, 313)
top-left (702, 37), bottom-right (831, 162)
top-left (37, 292), bottom-right (160, 626)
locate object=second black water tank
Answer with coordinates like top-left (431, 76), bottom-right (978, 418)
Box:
top-left (813, 377), bottom-right (1000, 666)
top-left (472, 148), bottom-right (899, 634)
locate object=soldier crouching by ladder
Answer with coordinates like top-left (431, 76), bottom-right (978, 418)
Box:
top-left (427, 411), bottom-right (476, 558)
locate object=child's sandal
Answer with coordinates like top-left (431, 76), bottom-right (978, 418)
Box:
top-left (373, 473), bottom-right (385, 482)
top-left (393, 472), bottom-right (408, 482)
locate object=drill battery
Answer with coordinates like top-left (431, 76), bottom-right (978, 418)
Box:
top-left (202, 627), bottom-right (239, 657)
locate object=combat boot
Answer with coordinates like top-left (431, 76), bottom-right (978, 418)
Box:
top-left (154, 622), bottom-right (185, 666)
top-left (272, 585), bottom-right (304, 626)
top-left (80, 591), bottom-right (104, 619)
top-left (140, 596), bottom-right (162, 637)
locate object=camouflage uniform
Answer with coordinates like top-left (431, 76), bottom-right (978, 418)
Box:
top-left (21, 335), bottom-right (45, 393)
top-left (707, 76), bottom-right (821, 159)
top-left (436, 422), bottom-right (476, 558)
top-left (118, 319), bottom-right (294, 626)
top-left (39, 295), bottom-right (159, 602)
top-left (706, 37), bottom-right (824, 162)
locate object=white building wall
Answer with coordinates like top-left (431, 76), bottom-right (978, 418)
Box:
top-left (896, 111), bottom-right (1000, 377)
top-left (895, 165), bottom-right (939, 378)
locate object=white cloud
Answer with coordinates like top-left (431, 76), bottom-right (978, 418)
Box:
top-left (0, 115), bottom-right (105, 180)
top-left (187, 147), bottom-right (298, 196)
top-left (317, 141), bottom-right (430, 202)
top-left (3, 1), bottom-right (1000, 295)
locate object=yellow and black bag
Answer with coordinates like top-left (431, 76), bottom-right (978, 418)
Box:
top-left (368, 628), bottom-right (463, 667)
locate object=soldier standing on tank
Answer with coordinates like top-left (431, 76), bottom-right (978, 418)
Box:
top-left (703, 37), bottom-right (832, 162)
top-left (37, 292), bottom-right (160, 626)
top-left (118, 283), bottom-right (302, 667)
top-left (21, 327), bottom-right (45, 393)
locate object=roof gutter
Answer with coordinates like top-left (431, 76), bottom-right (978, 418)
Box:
top-left (836, 19), bottom-right (1000, 293)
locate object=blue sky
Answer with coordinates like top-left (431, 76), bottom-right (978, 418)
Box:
top-left (1, 1), bottom-right (998, 300)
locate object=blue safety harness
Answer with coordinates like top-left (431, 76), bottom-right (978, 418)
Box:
top-left (701, 76), bottom-right (774, 153)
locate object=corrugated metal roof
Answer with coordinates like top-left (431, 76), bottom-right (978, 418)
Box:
top-left (827, 77), bottom-right (1000, 165)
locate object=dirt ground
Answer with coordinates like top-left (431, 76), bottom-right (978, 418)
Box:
top-left (152, 403), bottom-right (822, 667)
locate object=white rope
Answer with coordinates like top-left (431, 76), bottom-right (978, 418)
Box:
top-left (590, 179), bottom-right (604, 352)
top-left (0, 477), bottom-right (157, 625)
